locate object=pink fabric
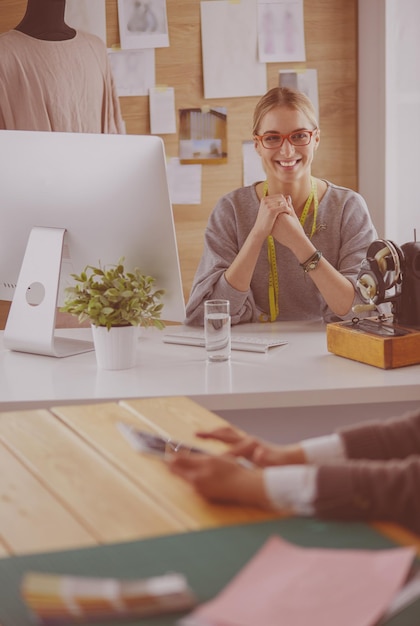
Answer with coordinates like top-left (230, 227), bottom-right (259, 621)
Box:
top-left (184, 536), bottom-right (414, 626)
top-left (0, 29), bottom-right (124, 133)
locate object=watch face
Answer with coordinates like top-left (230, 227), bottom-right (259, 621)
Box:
top-left (303, 251), bottom-right (321, 272)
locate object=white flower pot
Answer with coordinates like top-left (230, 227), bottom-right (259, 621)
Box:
top-left (91, 325), bottom-right (139, 370)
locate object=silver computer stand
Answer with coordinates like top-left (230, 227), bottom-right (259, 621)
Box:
top-left (4, 226), bottom-right (94, 357)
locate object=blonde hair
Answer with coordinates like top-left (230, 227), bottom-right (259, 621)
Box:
top-left (252, 87), bottom-right (318, 135)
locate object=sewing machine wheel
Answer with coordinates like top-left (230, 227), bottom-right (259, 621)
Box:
top-left (356, 239), bottom-right (403, 304)
top-left (356, 271), bottom-right (379, 303)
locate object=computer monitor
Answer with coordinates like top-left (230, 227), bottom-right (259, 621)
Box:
top-left (0, 129), bottom-right (186, 357)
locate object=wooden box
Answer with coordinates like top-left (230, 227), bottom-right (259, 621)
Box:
top-left (326, 320), bottom-right (420, 369)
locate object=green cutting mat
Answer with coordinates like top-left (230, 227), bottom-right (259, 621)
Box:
top-left (0, 517), bottom-right (419, 625)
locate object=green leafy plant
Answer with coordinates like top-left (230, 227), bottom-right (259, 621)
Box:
top-left (60, 259), bottom-right (165, 331)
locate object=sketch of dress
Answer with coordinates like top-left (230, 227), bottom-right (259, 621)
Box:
top-left (262, 7), bottom-right (275, 55)
top-left (127, 0), bottom-right (158, 33)
top-left (282, 10), bottom-right (296, 55)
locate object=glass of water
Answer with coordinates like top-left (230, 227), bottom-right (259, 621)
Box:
top-left (204, 299), bottom-right (231, 362)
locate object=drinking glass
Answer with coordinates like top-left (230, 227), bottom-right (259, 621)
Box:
top-left (204, 299), bottom-right (231, 362)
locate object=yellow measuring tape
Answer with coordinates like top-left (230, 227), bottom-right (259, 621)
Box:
top-left (262, 178), bottom-right (318, 322)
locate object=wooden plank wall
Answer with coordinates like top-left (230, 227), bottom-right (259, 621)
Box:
top-left (0, 0), bottom-right (358, 324)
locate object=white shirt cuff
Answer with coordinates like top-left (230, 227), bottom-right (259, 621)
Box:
top-left (263, 465), bottom-right (318, 515)
top-left (301, 433), bottom-right (346, 464)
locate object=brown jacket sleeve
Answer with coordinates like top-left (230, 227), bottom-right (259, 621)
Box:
top-left (313, 408), bottom-right (420, 534)
top-left (314, 457), bottom-right (420, 534)
top-left (338, 408), bottom-right (420, 461)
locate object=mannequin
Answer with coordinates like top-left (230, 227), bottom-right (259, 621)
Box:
top-left (0, 0), bottom-right (125, 329)
top-left (0, 0), bottom-right (124, 133)
top-left (15, 0), bottom-right (76, 41)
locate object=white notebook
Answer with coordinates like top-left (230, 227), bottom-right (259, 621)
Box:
top-left (162, 326), bottom-right (288, 353)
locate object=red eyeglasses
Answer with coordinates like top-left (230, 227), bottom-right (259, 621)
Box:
top-left (254, 129), bottom-right (318, 149)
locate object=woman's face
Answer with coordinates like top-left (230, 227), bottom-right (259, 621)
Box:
top-left (254, 105), bottom-right (319, 185)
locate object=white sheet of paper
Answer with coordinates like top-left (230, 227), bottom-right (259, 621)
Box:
top-left (166, 158), bottom-right (202, 205)
top-left (200, 0), bottom-right (267, 99)
top-left (149, 87), bottom-right (177, 134)
top-left (108, 48), bottom-right (155, 97)
top-left (118, 0), bottom-right (169, 49)
top-left (65, 0), bottom-right (106, 42)
top-left (258, 0), bottom-right (306, 63)
top-left (242, 141), bottom-right (266, 186)
top-left (180, 536), bottom-right (415, 626)
top-left (279, 68), bottom-right (319, 121)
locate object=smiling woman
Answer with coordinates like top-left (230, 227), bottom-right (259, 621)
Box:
top-left (184, 86), bottom-right (378, 327)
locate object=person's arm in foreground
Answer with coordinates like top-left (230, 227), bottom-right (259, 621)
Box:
top-left (167, 425), bottom-right (341, 514)
top-left (167, 410), bottom-right (420, 535)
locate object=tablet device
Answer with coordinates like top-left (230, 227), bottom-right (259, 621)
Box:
top-left (117, 422), bottom-right (205, 457)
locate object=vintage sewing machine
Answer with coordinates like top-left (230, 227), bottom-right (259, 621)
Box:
top-left (326, 236), bottom-right (420, 368)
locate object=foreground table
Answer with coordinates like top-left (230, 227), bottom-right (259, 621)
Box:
top-left (0, 396), bottom-right (420, 626)
top-left (0, 396), bottom-right (279, 557)
top-left (2, 517), bottom-right (420, 626)
top-left (1, 395), bottom-right (419, 557)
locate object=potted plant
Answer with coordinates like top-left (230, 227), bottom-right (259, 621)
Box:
top-left (60, 258), bottom-right (165, 370)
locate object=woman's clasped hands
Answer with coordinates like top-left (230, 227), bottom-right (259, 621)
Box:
top-left (255, 193), bottom-right (291, 237)
top-left (256, 193), bottom-right (306, 249)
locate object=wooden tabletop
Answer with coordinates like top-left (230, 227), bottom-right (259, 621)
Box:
top-left (0, 396), bottom-right (279, 557)
top-left (0, 395), bottom-right (419, 559)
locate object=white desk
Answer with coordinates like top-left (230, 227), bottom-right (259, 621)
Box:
top-left (1, 321), bottom-right (419, 443)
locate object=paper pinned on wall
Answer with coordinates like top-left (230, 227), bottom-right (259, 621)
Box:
top-left (65, 0), bottom-right (106, 42)
top-left (200, 0), bottom-right (267, 99)
top-left (166, 158), bottom-right (202, 205)
top-left (257, 0), bottom-right (306, 63)
top-left (279, 68), bottom-right (319, 121)
top-left (242, 141), bottom-right (266, 186)
top-left (149, 87), bottom-right (177, 134)
top-left (118, 0), bottom-right (170, 50)
top-left (179, 108), bottom-right (228, 165)
top-left (108, 48), bottom-right (155, 97)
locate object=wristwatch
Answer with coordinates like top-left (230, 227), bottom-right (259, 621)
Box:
top-left (300, 250), bottom-right (323, 273)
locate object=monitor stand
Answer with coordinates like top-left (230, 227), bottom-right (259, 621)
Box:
top-left (4, 227), bottom-right (94, 357)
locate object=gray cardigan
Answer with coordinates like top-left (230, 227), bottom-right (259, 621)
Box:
top-left (185, 181), bottom-right (377, 325)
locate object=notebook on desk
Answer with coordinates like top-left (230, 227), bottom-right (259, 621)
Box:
top-left (162, 325), bottom-right (288, 353)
